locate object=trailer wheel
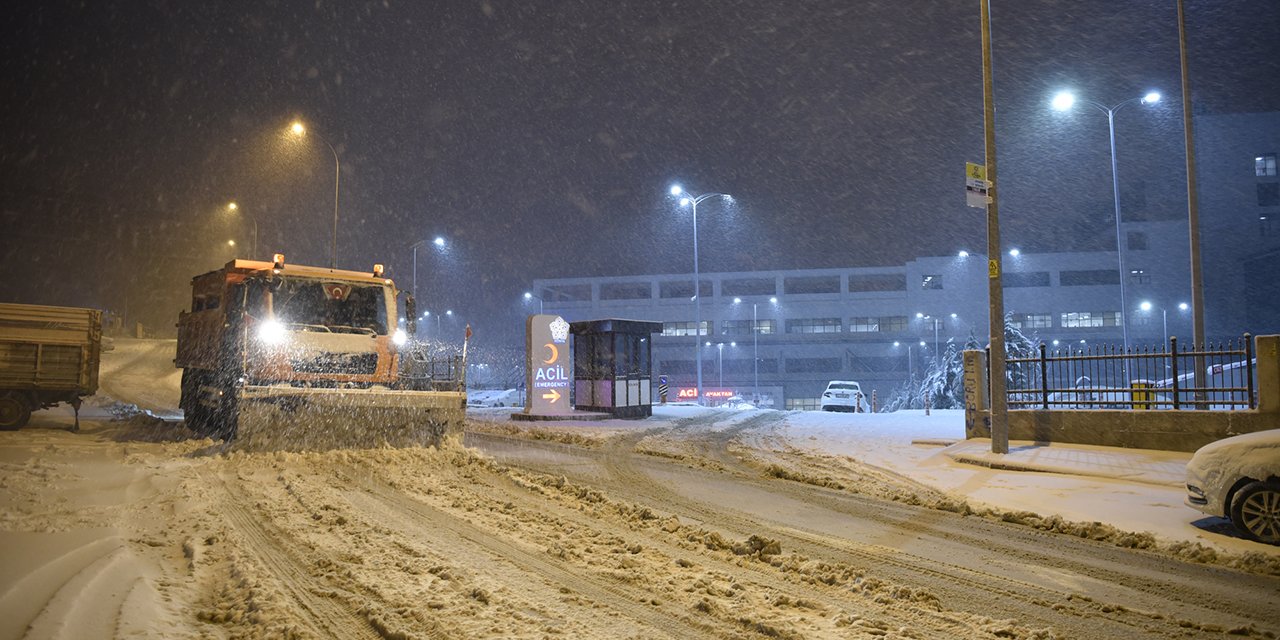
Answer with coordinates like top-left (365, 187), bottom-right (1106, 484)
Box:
top-left (0, 392), bottom-right (32, 430)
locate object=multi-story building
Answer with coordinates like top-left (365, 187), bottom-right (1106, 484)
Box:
top-left (531, 220), bottom-right (1211, 409)
top-left (530, 111), bottom-right (1279, 409)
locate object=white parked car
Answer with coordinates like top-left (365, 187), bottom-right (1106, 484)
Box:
top-left (820, 380), bottom-right (870, 413)
top-left (1185, 429), bottom-right (1280, 544)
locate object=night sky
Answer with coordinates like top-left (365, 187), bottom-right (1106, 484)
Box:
top-left (3, 0), bottom-right (1278, 345)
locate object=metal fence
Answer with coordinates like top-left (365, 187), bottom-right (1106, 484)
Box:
top-left (1004, 334), bottom-right (1255, 410)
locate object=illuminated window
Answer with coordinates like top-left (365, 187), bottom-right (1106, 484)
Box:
top-left (785, 398), bottom-right (823, 411)
top-left (921, 274), bottom-right (943, 290)
top-left (786, 318), bottom-right (842, 334)
top-left (1257, 153), bottom-right (1277, 177)
top-left (1129, 268), bottom-right (1151, 284)
top-left (661, 321), bottom-right (710, 337)
top-left (1060, 311), bottom-right (1120, 328)
top-left (849, 316), bottom-right (907, 332)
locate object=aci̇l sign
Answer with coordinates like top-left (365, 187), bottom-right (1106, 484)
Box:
top-left (525, 314), bottom-right (572, 415)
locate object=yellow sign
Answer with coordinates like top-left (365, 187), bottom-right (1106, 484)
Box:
top-left (966, 162), bottom-right (986, 181)
top-left (988, 259), bottom-right (1000, 278)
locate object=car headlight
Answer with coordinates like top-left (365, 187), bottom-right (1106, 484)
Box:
top-left (392, 328), bottom-right (408, 346)
top-left (257, 319), bottom-right (288, 344)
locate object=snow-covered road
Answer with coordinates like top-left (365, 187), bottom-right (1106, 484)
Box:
top-left (1, 339), bottom-right (1277, 638)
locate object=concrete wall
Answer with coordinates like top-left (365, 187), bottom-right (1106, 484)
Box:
top-left (964, 335), bottom-right (1280, 453)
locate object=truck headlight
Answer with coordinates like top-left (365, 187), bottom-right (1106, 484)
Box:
top-left (258, 319), bottom-right (288, 344)
top-left (392, 328), bottom-right (408, 346)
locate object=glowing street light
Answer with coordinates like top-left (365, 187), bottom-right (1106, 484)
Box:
top-left (670, 183), bottom-right (733, 404)
top-left (523, 291), bottom-right (543, 314)
top-left (287, 119), bottom-right (342, 269)
top-left (225, 201), bottom-right (258, 258)
top-left (1050, 89), bottom-right (1162, 371)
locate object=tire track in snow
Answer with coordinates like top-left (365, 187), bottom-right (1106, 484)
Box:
top-left (337, 462), bottom-right (724, 640)
top-left (202, 467), bottom-right (384, 640)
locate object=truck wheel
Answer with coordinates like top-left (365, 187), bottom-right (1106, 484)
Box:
top-left (0, 392), bottom-right (32, 430)
top-left (181, 370), bottom-right (212, 437)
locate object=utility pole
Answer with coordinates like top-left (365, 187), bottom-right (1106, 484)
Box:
top-left (980, 0), bottom-right (1009, 454)
top-left (1177, 0), bottom-right (1208, 407)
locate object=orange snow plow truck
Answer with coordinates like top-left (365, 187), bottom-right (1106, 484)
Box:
top-left (176, 254), bottom-right (465, 450)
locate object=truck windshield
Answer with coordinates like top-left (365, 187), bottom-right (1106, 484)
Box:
top-left (270, 278), bottom-right (389, 335)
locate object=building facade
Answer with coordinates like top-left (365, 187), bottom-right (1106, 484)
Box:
top-left (531, 220), bottom-right (1208, 409)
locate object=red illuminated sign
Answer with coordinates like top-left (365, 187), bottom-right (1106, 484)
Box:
top-left (676, 387), bottom-right (737, 399)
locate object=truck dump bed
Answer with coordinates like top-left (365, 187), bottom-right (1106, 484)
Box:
top-left (0, 303), bottom-right (102, 395)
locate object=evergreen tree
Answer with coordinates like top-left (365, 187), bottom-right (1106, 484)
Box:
top-left (883, 317), bottom-right (1040, 412)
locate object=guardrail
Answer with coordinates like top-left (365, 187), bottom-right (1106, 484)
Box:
top-left (1004, 334), bottom-right (1254, 411)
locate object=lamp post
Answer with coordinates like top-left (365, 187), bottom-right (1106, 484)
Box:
top-left (916, 313), bottom-right (941, 360)
top-left (523, 291), bottom-right (544, 314)
top-left (670, 184), bottom-right (732, 405)
top-left (1051, 90), bottom-right (1161, 378)
top-left (226, 202), bottom-right (257, 257)
top-left (1140, 300), bottom-right (1190, 344)
top-left (410, 236), bottom-right (446, 303)
top-left (288, 120), bottom-right (341, 269)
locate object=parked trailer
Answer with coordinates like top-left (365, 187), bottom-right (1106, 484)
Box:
top-left (0, 303), bottom-right (103, 430)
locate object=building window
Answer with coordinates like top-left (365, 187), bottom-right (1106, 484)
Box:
top-left (786, 398), bottom-right (822, 411)
top-left (848, 316), bottom-right (907, 332)
top-left (785, 357), bottom-right (841, 373)
top-left (1011, 313), bottom-right (1052, 329)
top-left (1257, 153), bottom-right (1277, 177)
top-left (783, 275), bottom-right (841, 295)
top-left (786, 318), bottom-right (842, 334)
top-left (720, 319), bottom-right (776, 336)
top-left (1061, 311), bottom-right (1121, 328)
top-left (1259, 183), bottom-right (1279, 207)
top-left (849, 317), bottom-right (880, 332)
top-left (1127, 231), bottom-right (1148, 250)
top-left (1003, 271), bottom-right (1050, 288)
top-left (921, 274), bottom-right (943, 290)
top-left (599, 282), bottom-right (652, 300)
top-left (721, 278), bottom-right (776, 296)
top-left (1060, 270), bottom-right (1119, 286)
top-left (544, 284), bottom-right (592, 302)
top-left (1129, 268), bottom-right (1151, 284)
top-left (661, 321), bottom-right (710, 337)
top-left (659, 280), bottom-right (710, 299)
top-left (848, 273), bottom-right (906, 292)
top-left (879, 315), bottom-right (907, 332)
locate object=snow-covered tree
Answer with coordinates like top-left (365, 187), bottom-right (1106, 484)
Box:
top-left (882, 316), bottom-right (1039, 412)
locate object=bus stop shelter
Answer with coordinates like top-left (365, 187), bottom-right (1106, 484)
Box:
top-left (570, 319), bottom-right (662, 418)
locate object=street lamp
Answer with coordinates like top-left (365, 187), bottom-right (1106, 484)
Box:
top-left (523, 291), bottom-right (544, 314)
top-left (288, 120), bottom-right (342, 269)
top-left (1051, 90), bottom-right (1161, 375)
top-left (1140, 300), bottom-right (1190, 344)
top-left (410, 236), bottom-right (446, 304)
top-left (670, 184), bottom-right (733, 404)
top-left (226, 202), bottom-right (258, 258)
top-left (917, 313), bottom-right (941, 359)
top-left (733, 297), bottom-right (776, 393)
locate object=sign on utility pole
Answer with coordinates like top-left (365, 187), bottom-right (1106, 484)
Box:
top-left (524, 314), bottom-right (573, 416)
top-left (966, 162), bottom-right (991, 208)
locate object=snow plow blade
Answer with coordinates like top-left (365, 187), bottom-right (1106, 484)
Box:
top-left (231, 385), bottom-right (466, 452)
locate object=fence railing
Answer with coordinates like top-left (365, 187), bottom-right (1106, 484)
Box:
top-left (1004, 334), bottom-right (1255, 411)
